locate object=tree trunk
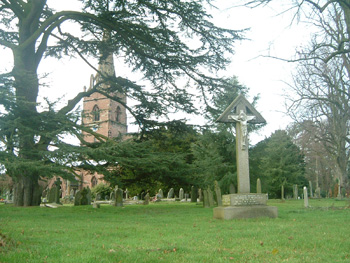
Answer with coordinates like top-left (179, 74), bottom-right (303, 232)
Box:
top-left (13, 174), bottom-right (42, 206)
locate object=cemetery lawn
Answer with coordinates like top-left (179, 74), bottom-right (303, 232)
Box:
top-left (1, 199), bottom-right (350, 263)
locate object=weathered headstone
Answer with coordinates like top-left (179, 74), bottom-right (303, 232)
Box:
top-left (214, 181), bottom-right (222, 207)
top-left (303, 186), bottom-right (309, 208)
top-left (191, 186), bottom-right (198, 202)
top-left (124, 189), bottom-right (129, 200)
top-left (158, 189), bottom-right (163, 199)
top-left (115, 188), bottom-right (123, 207)
top-left (213, 95), bottom-right (278, 219)
top-left (167, 188), bottom-right (174, 199)
top-left (144, 193), bottom-right (150, 205)
top-left (179, 188), bottom-right (184, 200)
top-left (256, 178), bottom-right (262, 194)
top-left (198, 188), bottom-right (203, 202)
top-left (293, 184), bottom-right (298, 200)
top-left (229, 184), bottom-right (236, 194)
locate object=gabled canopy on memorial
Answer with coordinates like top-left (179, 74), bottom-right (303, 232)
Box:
top-left (216, 94), bottom-right (266, 124)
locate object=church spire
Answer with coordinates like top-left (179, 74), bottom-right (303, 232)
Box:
top-left (97, 31), bottom-right (115, 79)
top-left (89, 31), bottom-right (115, 90)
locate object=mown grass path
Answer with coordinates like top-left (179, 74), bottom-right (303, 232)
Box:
top-left (1, 199), bottom-right (350, 262)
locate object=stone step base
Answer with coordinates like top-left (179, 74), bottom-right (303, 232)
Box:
top-left (213, 205), bottom-right (278, 220)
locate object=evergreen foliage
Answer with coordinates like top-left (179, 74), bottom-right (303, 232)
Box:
top-left (0, 0), bottom-right (242, 206)
top-left (250, 130), bottom-right (307, 198)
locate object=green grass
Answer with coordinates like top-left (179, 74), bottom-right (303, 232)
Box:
top-left (1, 199), bottom-right (350, 262)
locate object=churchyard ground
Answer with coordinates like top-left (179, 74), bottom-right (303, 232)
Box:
top-left (1, 199), bottom-right (350, 262)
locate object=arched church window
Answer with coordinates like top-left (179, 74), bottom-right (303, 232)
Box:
top-left (116, 106), bottom-right (122, 123)
top-left (91, 176), bottom-right (98, 188)
top-left (92, 105), bottom-right (100, 122)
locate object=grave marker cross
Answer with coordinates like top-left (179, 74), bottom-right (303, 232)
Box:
top-left (217, 95), bottom-right (266, 194)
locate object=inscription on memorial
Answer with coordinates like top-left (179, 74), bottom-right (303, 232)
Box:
top-left (222, 194), bottom-right (267, 206)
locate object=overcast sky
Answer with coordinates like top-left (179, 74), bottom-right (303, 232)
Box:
top-left (0, 1), bottom-right (315, 145)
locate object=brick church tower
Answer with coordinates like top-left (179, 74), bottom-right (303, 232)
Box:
top-left (82, 47), bottom-right (127, 143)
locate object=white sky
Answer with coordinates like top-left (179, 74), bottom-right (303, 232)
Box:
top-left (0, 1), bottom-right (315, 145)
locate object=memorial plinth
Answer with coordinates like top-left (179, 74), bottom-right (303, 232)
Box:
top-left (214, 194), bottom-right (278, 219)
top-left (213, 95), bottom-right (277, 219)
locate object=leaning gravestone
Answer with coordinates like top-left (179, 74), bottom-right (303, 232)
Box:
top-left (167, 188), bottom-right (174, 199)
top-left (191, 186), bottom-right (198, 202)
top-left (214, 181), bottom-right (222, 207)
top-left (213, 95), bottom-right (277, 219)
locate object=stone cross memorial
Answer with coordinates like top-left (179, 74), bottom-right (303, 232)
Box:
top-left (213, 95), bottom-right (278, 219)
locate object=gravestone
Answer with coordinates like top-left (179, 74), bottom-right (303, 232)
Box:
top-left (144, 193), bottom-right (150, 205)
top-left (124, 189), bottom-right (129, 200)
top-left (115, 188), bottom-right (123, 207)
top-left (167, 188), bottom-right (174, 199)
top-left (214, 181), bottom-right (222, 207)
top-left (158, 189), bottom-right (163, 199)
top-left (229, 184), bottom-right (236, 194)
top-left (281, 185), bottom-right (285, 200)
top-left (303, 186), bottom-right (309, 208)
top-left (293, 184), bottom-right (298, 199)
top-left (207, 187), bottom-right (215, 207)
top-left (256, 178), bottom-right (262, 194)
top-left (213, 95), bottom-right (278, 219)
top-left (191, 186), bottom-right (198, 202)
top-left (198, 188), bottom-right (203, 202)
top-left (179, 188), bottom-right (184, 200)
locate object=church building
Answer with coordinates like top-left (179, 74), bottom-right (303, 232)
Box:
top-left (49, 44), bottom-right (128, 197)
